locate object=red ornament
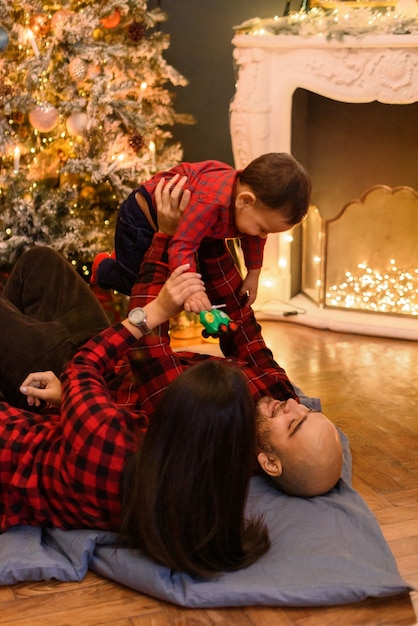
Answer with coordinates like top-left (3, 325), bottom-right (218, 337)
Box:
top-left (100, 9), bottom-right (121, 29)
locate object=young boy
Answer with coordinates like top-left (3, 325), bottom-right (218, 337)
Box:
top-left (91, 152), bottom-right (311, 312)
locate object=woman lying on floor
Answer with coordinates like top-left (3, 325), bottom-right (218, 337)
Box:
top-left (0, 178), bottom-right (342, 578)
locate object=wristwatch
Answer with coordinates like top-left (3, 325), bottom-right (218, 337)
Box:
top-left (128, 307), bottom-right (152, 335)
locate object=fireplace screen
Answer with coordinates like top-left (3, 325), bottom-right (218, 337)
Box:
top-left (302, 186), bottom-right (418, 317)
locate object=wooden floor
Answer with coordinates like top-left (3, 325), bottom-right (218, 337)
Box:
top-left (1, 320), bottom-right (417, 626)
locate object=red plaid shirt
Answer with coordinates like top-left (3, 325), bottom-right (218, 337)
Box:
top-left (141, 160), bottom-right (266, 272)
top-left (0, 234), bottom-right (295, 533)
top-left (127, 234), bottom-right (297, 416)
top-left (0, 326), bottom-right (147, 532)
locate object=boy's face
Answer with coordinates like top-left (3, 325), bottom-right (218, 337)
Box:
top-left (235, 201), bottom-right (291, 238)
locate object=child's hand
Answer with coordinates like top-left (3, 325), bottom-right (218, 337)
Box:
top-left (240, 270), bottom-right (261, 307)
top-left (184, 289), bottom-right (212, 314)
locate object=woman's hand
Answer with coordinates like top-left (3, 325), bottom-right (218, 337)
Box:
top-left (156, 174), bottom-right (191, 236)
top-left (19, 371), bottom-right (62, 408)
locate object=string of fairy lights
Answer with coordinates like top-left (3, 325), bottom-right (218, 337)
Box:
top-left (326, 261), bottom-right (418, 316)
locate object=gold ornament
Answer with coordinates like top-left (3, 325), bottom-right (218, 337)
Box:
top-left (79, 185), bottom-right (98, 202)
top-left (66, 111), bottom-right (88, 136)
top-left (92, 28), bottom-right (103, 41)
top-left (29, 13), bottom-right (51, 37)
top-left (68, 57), bottom-right (87, 82)
top-left (100, 8), bottom-right (121, 29)
top-left (29, 104), bottom-right (59, 132)
top-left (51, 9), bottom-right (73, 36)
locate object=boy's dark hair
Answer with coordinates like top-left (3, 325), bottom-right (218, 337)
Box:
top-left (238, 152), bottom-right (312, 225)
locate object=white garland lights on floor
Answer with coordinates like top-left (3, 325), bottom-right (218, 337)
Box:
top-left (234, 3), bottom-right (418, 40)
top-left (326, 261), bottom-right (418, 315)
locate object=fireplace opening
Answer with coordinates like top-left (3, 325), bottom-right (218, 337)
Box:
top-left (290, 89), bottom-right (418, 317)
top-left (302, 186), bottom-right (418, 317)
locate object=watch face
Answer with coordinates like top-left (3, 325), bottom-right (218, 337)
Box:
top-left (130, 308), bottom-right (146, 325)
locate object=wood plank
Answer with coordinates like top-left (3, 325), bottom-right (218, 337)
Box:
top-left (1, 320), bottom-right (417, 625)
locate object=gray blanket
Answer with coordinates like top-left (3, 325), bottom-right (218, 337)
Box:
top-left (0, 429), bottom-right (412, 607)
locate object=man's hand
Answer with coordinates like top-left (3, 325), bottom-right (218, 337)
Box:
top-left (20, 371), bottom-right (62, 408)
top-left (154, 264), bottom-right (205, 319)
top-left (123, 264), bottom-right (205, 337)
top-left (156, 174), bottom-right (191, 236)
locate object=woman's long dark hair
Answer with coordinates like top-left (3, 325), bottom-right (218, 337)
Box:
top-left (121, 359), bottom-right (270, 578)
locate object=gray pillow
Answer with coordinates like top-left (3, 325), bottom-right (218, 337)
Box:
top-left (89, 430), bottom-right (412, 607)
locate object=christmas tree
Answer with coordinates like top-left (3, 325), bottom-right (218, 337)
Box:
top-left (0, 1), bottom-right (192, 275)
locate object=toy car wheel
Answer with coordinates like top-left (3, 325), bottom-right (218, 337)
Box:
top-left (202, 329), bottom-right (210, 339)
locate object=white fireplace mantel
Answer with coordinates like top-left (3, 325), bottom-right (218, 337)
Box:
top-left (230, 34), bottom-right (418, 165)
top-left (229, 33), bottom-right (418, 340)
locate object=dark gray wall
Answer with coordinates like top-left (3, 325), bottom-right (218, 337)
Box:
top-left (292, 90), bottom-right (418, 220)
top-left (155, 1), bottom-right (291, 165)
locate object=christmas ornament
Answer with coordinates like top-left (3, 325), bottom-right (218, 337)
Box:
top-left (128, 132), bottom-right (144, 153)
top-left (29, 104), bottom-right (59, 132)
top-left (66, 111), bottom-right (88, 136)
top-left (10, 111), bottom-right (24, 125)
top-left (51, 9), bottom-right (73, 36)
top-left (100, 9), bottom-right (121, 29)
top-left (128, 21), bottom-right (145, 42)
top-left (92, 28), bottom-right (103, 41)
top-left (68, 57), bottom-right (87, 82)
top-left (29, 14), bottom-right (51, 37)
top-left (0, 83), bottom-right (12, 98)
top-left (0, 25), bottom-right (9, 52)
top-left (87, 63), bottom-right (101, 80)
top-left (79, 185), bottom-right (98, 201)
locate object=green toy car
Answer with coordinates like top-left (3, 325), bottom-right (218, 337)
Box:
top-left (199, 309), bottom-right (238, 339)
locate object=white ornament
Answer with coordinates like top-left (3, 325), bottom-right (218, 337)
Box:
top-left (29, 104), bottom-right (59, 132)
top-left (66, 111), bottom-right (88, 136)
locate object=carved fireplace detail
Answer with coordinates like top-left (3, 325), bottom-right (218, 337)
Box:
top-left (230, 32), bottom-right (418, 339)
